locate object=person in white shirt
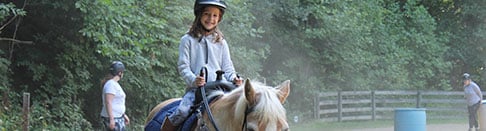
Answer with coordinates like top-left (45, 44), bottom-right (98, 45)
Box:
top-left (100, 61), bottom-right (130, 131)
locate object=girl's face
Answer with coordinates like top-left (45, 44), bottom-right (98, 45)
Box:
top-left (200, 6), bottom-right (221, 31)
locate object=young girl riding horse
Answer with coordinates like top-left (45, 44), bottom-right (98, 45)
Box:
top-left (162, 0), bottom-right (243, 130)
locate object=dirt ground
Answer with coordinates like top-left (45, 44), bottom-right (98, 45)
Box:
top-left (354, 123), bottom-right (469, 131)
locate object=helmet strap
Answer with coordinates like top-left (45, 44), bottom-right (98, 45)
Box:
top-left (203, 27), bottom-right (212, 33)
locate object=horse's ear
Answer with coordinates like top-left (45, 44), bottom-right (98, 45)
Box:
top-left (244, 78), bottom-right (257, 106)
top-left (276, 80), bottom-right (290, 104)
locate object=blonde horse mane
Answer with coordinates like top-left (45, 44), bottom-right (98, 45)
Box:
top-left (208, 80), bottom-right (290, 131)
top-left (236, 82), bottom-right (286, 124)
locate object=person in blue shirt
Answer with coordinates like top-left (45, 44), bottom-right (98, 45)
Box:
top-left (463, 73), bottom-right (482, 131)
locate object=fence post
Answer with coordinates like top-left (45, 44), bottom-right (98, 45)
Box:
top-left (338, 91), bottom-right (342, 122)
top-left (22, 92), bottom-right (30, 131)
top-left (371, 91), bottom-right (376, 121)
top-left (314, 93), bottom-right (320, 119)
top-left (416, 91), bottom-right (422, 108)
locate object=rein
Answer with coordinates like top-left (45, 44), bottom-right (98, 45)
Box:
top-left (198, 38), bottom-right (221, 131)
top-left (199, 67), bottom-right (221, 131)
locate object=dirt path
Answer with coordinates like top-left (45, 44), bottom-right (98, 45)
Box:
top-left (354, 123), bottom-right (468, 131)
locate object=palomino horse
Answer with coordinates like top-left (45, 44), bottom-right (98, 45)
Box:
top-left (145, 79), bottom-right (291, 131)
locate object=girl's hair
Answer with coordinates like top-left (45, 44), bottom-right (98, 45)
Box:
top-left (101, 74), bottom-right (115, 89)
top-left (188, 5), bottom-right (224, 43)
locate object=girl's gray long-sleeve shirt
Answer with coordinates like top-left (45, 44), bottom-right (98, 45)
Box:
top-left (177, 33), bottom-right (237, 88)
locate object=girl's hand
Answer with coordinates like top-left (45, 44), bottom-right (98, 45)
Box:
top-left (233, 77), bottom-right (243, 86)
top-left (196, 76), bottom-right (206, 87)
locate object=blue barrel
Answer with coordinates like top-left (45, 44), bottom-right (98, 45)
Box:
top-left (394, 108), bottom-right (426, 131)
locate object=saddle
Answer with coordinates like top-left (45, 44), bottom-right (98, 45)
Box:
top-left (144, 79), bottom-right (237, 131)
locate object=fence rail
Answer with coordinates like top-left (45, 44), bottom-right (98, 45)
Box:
top-left (314, 90), bottom-right (484, 122)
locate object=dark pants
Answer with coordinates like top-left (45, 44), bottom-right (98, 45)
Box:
top-left (102, 116), bottom-right (126, 131)
top-left (468, 101), bottom-right (481, 129)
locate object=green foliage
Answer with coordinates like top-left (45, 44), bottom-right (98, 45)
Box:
top-left (0, 2), bottom-right (26, 22)
top-left (222, 0), bottom-right (267, 80)
top-left (433, 0), bottom-right (486, 87)
top-left (0, 105), bottom-right (22, 130)
top-left (0, 50), bottom-right (10, 91)
top-left (28, 99), bottom-right (93, 130)
top-left (0, 50), bottom-right (13, 129)
top-left (252, 0), bottom-right (454, 115)
top-left (0, 0), bottom-right (98, 129)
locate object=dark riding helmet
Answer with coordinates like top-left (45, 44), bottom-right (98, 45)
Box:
top-left (110, 61), bottom-right (125, 76)
top-left (463, 73), bottom-right (471, 80)
top-left (194, 0), bottom-right (227, 19)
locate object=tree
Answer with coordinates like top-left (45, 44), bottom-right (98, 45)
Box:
top-left (252, 0), bottom-right (452, 118)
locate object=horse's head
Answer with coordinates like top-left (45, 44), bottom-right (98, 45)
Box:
top-left (208, 79), bottom-right (290, 131)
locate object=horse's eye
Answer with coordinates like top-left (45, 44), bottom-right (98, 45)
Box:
top-left (282, 128), bottom-right (289, 131)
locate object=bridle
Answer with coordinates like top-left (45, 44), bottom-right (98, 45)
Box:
top-left (242, 105), bottom-right (255, 131)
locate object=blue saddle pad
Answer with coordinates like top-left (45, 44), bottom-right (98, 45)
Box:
top-left (144, 100), bottom-right (198, 131)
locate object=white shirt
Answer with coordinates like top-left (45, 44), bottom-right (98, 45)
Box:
top-left (100, 79), bottom-right (126, 117)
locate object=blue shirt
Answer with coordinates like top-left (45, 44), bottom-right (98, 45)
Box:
top-left (464, 81), bottom-right (482, 106)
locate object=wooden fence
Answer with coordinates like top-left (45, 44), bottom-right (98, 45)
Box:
top-left (314, 91), bottom-right (484, 122)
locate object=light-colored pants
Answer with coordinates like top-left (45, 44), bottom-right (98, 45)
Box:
top-left (168, 89), bottom-right (196, 125)
top-left (102, 116), bottom-right (126, 131)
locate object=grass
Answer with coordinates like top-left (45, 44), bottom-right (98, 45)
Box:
top-left (290, 118), bottom-right (468, 131)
